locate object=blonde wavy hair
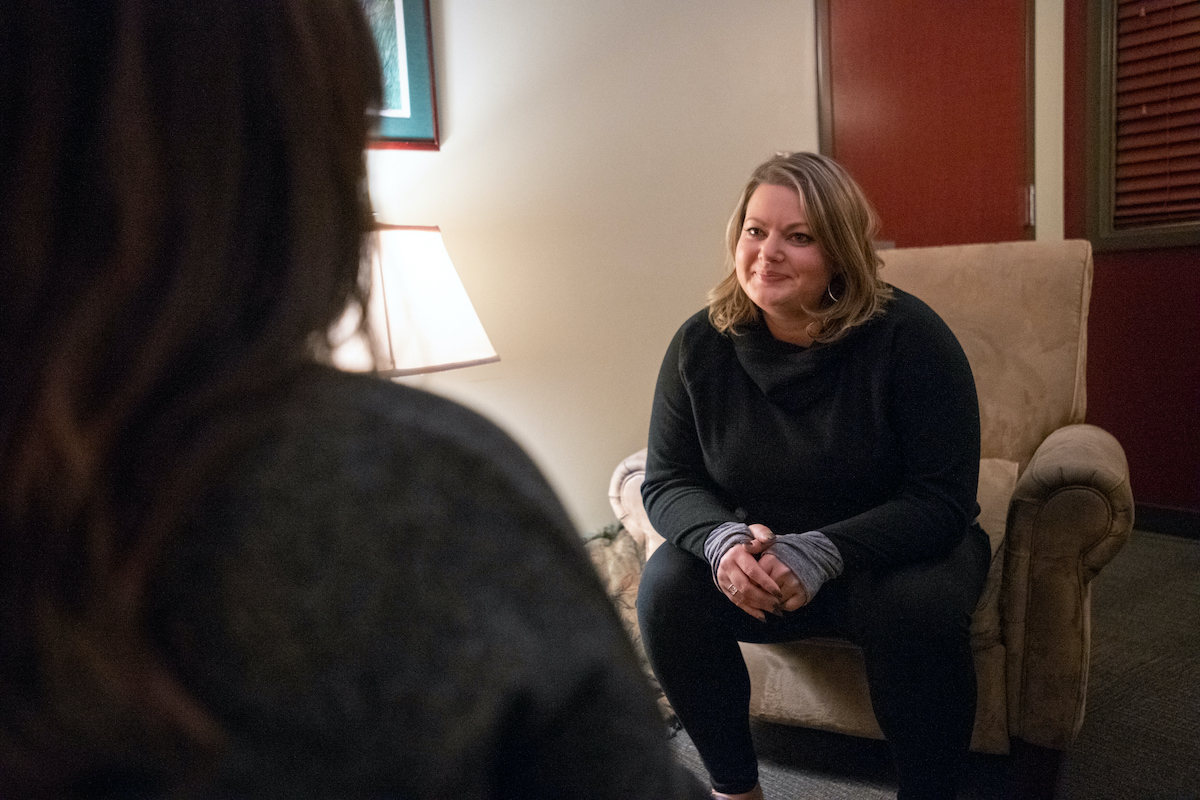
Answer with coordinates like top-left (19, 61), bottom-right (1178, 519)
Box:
top-left (707, 152), bottom-right (892, 342)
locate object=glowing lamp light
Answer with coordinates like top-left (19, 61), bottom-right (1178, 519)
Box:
top-left (332, 225), bottom-right (498, 376)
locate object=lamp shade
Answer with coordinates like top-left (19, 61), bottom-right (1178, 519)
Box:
top-left (332, 226), bottom-right (498, 376)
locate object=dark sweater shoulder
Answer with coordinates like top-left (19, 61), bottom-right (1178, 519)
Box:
top-left (182, 366), bottom-right (589, 588)
top-left (864, 287), bottom-right (973, 377)
top-left (277, 366), bottom-right (572, 525)
top-left (667, 309), bottom-right (737, 381)
top-left (159, 367), bottom-right (596, 648)
top-left (872, 286), bottom-right (957, 339)
top-left (822, 287), bottom-right (956, 351)
top-left (670, 308), bottom-right (725, 356)
top-left (150, 367), bottom-right (701, 798)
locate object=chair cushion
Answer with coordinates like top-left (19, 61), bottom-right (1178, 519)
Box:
top-left (972, 458), bottom-right (1019, 646)
top-left (881, 240), bottom-right (1091, 470)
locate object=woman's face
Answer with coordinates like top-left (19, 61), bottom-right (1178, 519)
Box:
top-left (734, 183), bottom-right (833, 329)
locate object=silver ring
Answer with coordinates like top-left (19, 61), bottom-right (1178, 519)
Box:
top-left (728, 583), bottom-right (738, 595)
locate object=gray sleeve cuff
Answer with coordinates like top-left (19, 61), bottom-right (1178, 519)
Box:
top-left (703, 522), bottom-right (752, 585)
top-left (768, 531), bottom-right (844, 599)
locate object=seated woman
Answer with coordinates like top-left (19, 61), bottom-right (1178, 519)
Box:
top-left (637, 152), bottom-right (991, 800)
top-left (0, 2), bottom-right (704, 798)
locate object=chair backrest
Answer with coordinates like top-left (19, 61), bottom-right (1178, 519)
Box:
top-left (880, 240), bottom-right (1092, 469)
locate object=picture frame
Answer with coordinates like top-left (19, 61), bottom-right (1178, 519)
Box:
top-left (360, 0), bottom-right (440, 150)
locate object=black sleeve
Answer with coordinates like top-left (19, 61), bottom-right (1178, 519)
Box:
top-left (819, 306), bottom-right (982, 571)
top-left (641, 321), bottom-right (739, 559)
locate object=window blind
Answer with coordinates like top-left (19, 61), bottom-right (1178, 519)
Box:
top-left (1114, 0), bottom-right (1200, 228)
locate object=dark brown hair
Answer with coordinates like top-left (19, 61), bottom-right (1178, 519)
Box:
top-left (0, 0), bottom-right (382, 793)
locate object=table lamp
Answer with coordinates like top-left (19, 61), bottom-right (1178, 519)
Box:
top-left (332, 225), bottom-right (499, 376)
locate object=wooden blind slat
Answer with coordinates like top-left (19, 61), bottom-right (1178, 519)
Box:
top-left (1117, 92), bottom-right (1200, 121)
top-left (1120, 14), bottom-right (1200, 49)
top-left (1125, 210), bottom-right (1200, 221)
top-left (1118, 205), bottom-right (1200, 217)
top-left (1116, 194), bottom-right (1200, 214)
top-left (1116, 200), bottom-right (1200, 217)
top-left (1119, 63), bottom-right (1200, 94)
top-left (1116, 139), bottom-right (1200, 164)
top-left (1117, 205), bottom-right (1200, 217)
top-left (1115, 209), bottom-right (1200, 228)
top-left (1118, 211), bottom-right (1200, 221)
top-left (1119, 108), bottom-right (1200, 135)
top-left (1118, 0), bottom-right (1200, 20)
top-left (1119, 125), bottom-right (1200, 152)
top-left (1120, 1), bottom-right (1200, 18)
top-left (1120, 32), bottom-right (1200, 64)
top-left (1118, 117), bottom-right (1200, 134)
top-left (1119, 2), bottom-right (1200, 33)
top-left (1118, 63), bottom-right (1200, 94)
top-left (1117, 153), bottom-right (1200, 177)
top-left (1118, 77), bottom-right (1200, 107)
top-left (1118, 46), bottom-right (1200, 79)
top-left (1117, 169), bottom-right (1200, 193)
top-left (1113, 82), bottom-right (1200, 108)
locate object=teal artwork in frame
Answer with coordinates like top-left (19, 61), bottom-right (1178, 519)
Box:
top-left (360, 0), bottom-right (439, 149)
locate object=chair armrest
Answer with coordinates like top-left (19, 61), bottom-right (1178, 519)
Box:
top-left (608, 449), bottom-right (666, 562)
top-left (1008, 423), bottom-right (1134, 578)
top-left (1002, 423), bottom-right (1134, 749)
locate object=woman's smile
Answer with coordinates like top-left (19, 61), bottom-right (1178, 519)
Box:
top-left (734, 183), bottom-right (833, 343)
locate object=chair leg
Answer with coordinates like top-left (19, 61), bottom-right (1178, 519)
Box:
top-left (1006, 738), bottom-right (1064, 800)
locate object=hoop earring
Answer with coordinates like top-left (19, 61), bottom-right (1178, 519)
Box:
top-left (826, 283), bottom-right (839, 304)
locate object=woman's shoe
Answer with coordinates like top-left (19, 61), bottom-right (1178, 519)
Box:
top-left (711, 785), bottom-right (764, 800)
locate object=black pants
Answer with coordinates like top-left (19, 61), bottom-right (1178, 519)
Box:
top-left (637, 528), bottom-right (991, 799)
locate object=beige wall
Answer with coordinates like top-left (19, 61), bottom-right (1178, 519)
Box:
top-left (367, 0), bottom-right (1065, 534)
top-left (368, 0), bottom-right (820, 532)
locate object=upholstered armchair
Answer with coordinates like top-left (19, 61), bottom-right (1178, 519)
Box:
top-left (609, 240), bottom-right (1134, 761)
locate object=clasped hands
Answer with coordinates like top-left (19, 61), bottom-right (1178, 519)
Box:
top-left (718, 524), bottom-right (810, 621)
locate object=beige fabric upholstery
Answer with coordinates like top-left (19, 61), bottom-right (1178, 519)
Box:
top-left (880, 240), bottom-right (1091, 470)
top-left (608, 240), bottom-right (1134, 754)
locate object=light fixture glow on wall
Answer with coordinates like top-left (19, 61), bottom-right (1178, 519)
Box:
top-left (332, 225), bottom-right (499, 377)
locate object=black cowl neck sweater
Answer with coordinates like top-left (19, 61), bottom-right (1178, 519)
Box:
top-left (642, 287), bottom-right (982, 574)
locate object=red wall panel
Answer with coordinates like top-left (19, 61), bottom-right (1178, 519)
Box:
top-left (828, 0), bottom-right (1030, 246)
top-left (1087, 249), bottom-right (1200, 511)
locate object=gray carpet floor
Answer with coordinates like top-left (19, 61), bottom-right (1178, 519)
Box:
top-left (666, 530), bottom-right (1200, 799)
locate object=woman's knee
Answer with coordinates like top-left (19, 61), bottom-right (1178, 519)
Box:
top-left (852, 533), bottom-right (988, 642)
top-left (872, 568), bottom-right (973, 637)
top-left (636, 543), bottom-right (712, 627)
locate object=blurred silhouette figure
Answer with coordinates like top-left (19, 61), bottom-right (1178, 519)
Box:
top-left (0, 2), bottom-right (704, 797)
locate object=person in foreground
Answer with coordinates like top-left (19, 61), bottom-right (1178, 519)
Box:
top-left (637, 152), bottom-right (991, 800)
top-left (0, 2), bottom-right (705, 798)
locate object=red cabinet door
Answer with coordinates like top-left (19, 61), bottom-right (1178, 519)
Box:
top-left (822, 0), bottom-right (1032, 247)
